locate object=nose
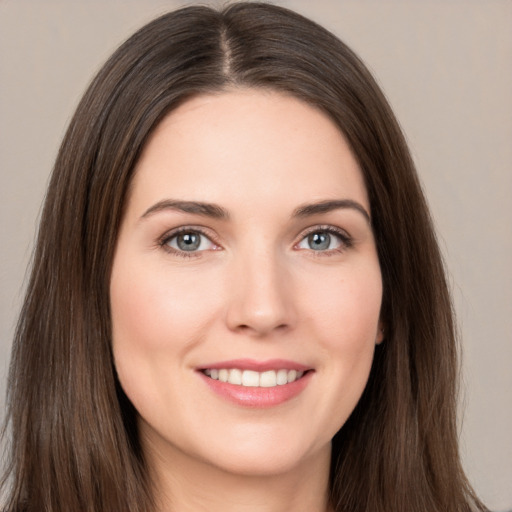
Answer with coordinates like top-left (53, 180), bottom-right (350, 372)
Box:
top-left (225, 249), bottom-right (297, 337)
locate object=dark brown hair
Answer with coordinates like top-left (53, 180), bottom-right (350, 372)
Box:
top-left (2, 3), bottom-right (487, 511)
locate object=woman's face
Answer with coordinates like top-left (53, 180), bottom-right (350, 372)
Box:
top-left (110, 89), bottom-right (383, 477)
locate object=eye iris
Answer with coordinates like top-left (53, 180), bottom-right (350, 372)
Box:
top-left (177, 232), bottom-right (200, 251)
top-left (308, 232), bottom-right (330, 250)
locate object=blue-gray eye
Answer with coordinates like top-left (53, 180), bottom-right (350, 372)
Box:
top-left (308, 232), bottom-right (331, 250)
top-left (176, 232), bottom-right (200, 251)
top-left (165, 231), bottom-right (215, 252)
top-left (297, 229), bottom-right (345, 251)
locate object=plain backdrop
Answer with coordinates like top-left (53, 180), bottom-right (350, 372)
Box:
top-left (1, 1), bottom-right (511, 510)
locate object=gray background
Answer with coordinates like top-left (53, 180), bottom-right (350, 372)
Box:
top-left (1, 1), bottom-right (511, 510)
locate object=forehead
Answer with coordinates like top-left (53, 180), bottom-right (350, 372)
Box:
top-left (128, 88), bottom-right (368, 218)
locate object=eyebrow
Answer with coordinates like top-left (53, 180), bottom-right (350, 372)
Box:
top-left (141, 200), bottom-right (230, 220)
top-left (292, 199), bottom-right (371, 224)
top-left (140, 198), bottom-right (370, 223)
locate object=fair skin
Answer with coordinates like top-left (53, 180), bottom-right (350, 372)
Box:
top-left (110, 89), bottom-right (383, 512)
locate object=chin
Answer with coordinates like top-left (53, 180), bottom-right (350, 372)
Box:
top-left (193, 427), bottom-right (332, 478)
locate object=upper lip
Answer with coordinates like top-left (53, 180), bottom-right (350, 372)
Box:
top-left (197, 358), bottom-right (312, 372)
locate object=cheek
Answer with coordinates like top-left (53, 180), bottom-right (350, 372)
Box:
top-left (110, 260), bottom-right (219, 351)
top-left (305, 264), bottom-right (382, 346)
top-left (302, 264), bottom-right (382, 409)
top-left (109, 258), bottom-right (222, 406)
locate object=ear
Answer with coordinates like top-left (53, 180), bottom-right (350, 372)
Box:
top-left (376, 322), bottom-right (385, 345)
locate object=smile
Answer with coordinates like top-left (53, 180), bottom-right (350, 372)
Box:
top-left (197, 360), bottom-right (313, 407)
top-left (202, 368), bottom-right (305, 387)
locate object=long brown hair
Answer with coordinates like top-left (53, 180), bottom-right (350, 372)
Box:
top-left (2, 3), bottom-right (487, 511)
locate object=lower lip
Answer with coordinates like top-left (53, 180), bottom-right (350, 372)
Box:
top-left (198, 371), bottom-right (313, 408)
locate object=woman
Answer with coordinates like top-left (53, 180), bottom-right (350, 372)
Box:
top-left (1, 3), bottom-right (488, 511)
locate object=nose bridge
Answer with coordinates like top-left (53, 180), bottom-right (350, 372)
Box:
top-left (225, 242), bottom-right (295, 336)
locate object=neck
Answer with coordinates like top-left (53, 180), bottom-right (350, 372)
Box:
top-left (145, 437), bottom-right (333, 512)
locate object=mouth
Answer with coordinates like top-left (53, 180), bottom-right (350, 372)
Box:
top-left (196, 359), bottom-right (313, 407)
top-left (201, 368), bottom-right (308, 388)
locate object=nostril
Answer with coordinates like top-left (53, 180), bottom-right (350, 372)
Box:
top-left (234, 322), bottom-right (290, 336)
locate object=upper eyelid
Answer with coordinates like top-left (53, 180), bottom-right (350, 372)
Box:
top-left (159, 225), bottom-right (217, 241)
top-left (297, 224), bottom-right (351, 240)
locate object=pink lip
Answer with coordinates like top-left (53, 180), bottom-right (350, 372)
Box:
top-left (196, 359), bottom-right (314, 408)
top-left (197, 358), bottom-right (311, 372)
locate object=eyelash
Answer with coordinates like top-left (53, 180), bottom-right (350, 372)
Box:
top-left (157, 225), bottom-right (353, 258)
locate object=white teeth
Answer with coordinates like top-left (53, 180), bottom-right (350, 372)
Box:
top-left (242, 370), bottom-right (260, 387)
top-left (229, 368), bottom-right (242, 385)
top-left (276, 369), bottom-right (288, 385)
top-left (260, 370), bottom-right (277, 387)
top-left (203, 368), bottom-right (306, 387)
